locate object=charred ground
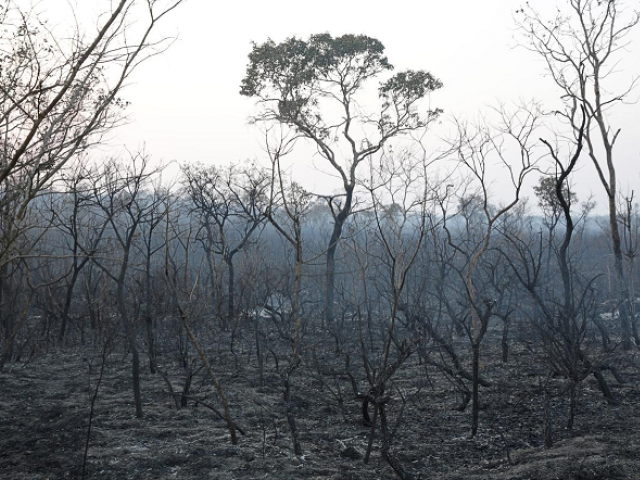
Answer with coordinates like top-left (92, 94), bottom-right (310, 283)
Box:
top-left (1, 326), bottom-right (639, 480)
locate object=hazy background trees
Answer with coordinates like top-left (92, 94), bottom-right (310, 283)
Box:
top-left (1, 1), bottom-right (640, 478)
top-left (0, 0), bottom-right (186, 369)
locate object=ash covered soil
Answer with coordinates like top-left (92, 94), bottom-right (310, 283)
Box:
top-left (1, 334), bottom-right (640, 480)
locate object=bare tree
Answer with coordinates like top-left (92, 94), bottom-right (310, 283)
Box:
top-left (0, 0), bottom-right (185, 367)
top-left (0, 0), bottom-right (185, 266)
top-left (163, 198), bottom-right (241, 445)
top-left (48, 164), bottom-right (109, 344)
top-left (444, 104), bottom-right (540, 436)
top-left (183, 163), bottom-right (269, 326)
top-left (132, 179), bottom-right (171, 373)
top-left (518, 0), bottom-right (640, 349)
top-left (618, 193), bottom-right (640, 346)
top-left (263, 130), bottom-right (314, 456)
top-left (350, 149), bottom-right (435, 479)
top-left (88, 152), bottom-right (163, 418)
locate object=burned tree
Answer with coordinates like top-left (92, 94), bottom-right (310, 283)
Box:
top-left (183, 163), bottom-right (269, 326)
top-left (519, 0), bottom-right (640, 349)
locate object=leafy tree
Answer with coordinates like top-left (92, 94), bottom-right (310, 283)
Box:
top-left (241, 33), bottom-right (442, 322)
top-left (534, 175), bottom-right (578, 224)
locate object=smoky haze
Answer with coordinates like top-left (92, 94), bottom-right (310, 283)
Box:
top-left (2, 1), bottom-right (640, 479)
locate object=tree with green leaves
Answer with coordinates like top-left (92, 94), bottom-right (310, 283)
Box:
top-left (534, 175), bottom-right (578, 225)
top-left (241, 33), bottom-right (442, 323)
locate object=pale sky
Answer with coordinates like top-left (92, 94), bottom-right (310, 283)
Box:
top-left (102, 0), bottom-right (640, 212)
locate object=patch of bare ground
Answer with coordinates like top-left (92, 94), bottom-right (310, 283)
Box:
top-left (1, 332), bottom-right (639, 479)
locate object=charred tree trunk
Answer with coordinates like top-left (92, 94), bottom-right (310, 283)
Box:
top-left (59, 267), bottom-right (82, 343)
top-left (543, 385), bottom-right (553, 448)
top-left (226, 255), bottom-right (235, 325)
top-left (501, 319), bottom-right (510, 363)
top-left (471, 342), bottom-right (480, 437)
top-left (325, 220), bottom-right (343, 325)
top-left (324, 188), bottom-right (353, 324)
top-left (283, 362), bottom-right (302, 456)
top-left (116, 271), bottom-right (143, 418)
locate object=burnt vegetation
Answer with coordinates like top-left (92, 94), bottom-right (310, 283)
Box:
top-left (1, 1), bottom-right (640, 479)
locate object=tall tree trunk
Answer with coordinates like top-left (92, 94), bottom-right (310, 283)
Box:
top-left (325, 186), bottom-right (355, 323)
top-left (145, 316), bottom-right (156, 375)
top-left (608, 191), bottom-right (632, 350)
top-left (205, 247), bottom-right (217, 315)
top-left (144, 252), bottom-right (156, 374)
top-left (324, 189), bottom-right (353, 324)
top-left (226, 256), bottom-right (235, 324)
top-left (292, 242), bottom-right (303, 355)
top-left (325, 222), bottom-right (342, 324)
top-left (567, 381), bottom-right (577, 430)
top-left (283, 364), bottom-right (302, 456)
top-left (471, 342), bottom-right (480, 437)
top-left (543, 384), bottom-right (553, 448)
top-left (59, 267), bottom-right (81, 342)
top-left (501, 320), bottom-right (510, 363)
top-left (116, 265), bottom-right (143, 418)
top-left (0, 263), bottom-right (13, 369)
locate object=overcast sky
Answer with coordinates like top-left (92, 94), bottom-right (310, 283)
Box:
top-left (105, 0), bottom-right (640, 212)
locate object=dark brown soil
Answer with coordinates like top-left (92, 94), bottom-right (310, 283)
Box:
top-left (1, 331), bottom-right (639, 480)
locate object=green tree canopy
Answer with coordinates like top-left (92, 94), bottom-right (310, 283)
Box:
top-left (240, 33), bottom-right (442, 143)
